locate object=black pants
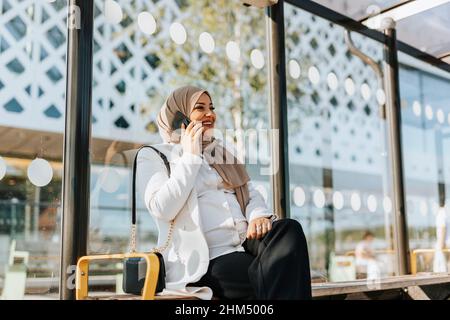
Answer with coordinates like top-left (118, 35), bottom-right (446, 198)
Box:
top-left (188, 218), bottom-right (312, 300)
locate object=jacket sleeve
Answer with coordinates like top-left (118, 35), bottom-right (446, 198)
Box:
top-left (245, 181), bottom-right (277, 222)
top-left (136, 148), bottom-right (203, 222)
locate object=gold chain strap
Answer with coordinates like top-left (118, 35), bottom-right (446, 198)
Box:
top-left (130, 220), bottom-right (174, 254)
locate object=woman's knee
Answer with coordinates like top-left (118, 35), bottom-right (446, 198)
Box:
top-left (273, 218), bottom-right (307, 247)
top-left (274, 218), bottom-right (304, 234)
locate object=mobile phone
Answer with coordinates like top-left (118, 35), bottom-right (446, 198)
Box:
top-left (172, 111), bottom-right (191, 129)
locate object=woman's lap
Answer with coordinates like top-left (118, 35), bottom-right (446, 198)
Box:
top-left (188, 251), bottom-right (256, 299)
top-left (187, 219), bottom-right (311, 299)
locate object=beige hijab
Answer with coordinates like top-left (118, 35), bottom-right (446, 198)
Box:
top-left (157, 86), bottom-right (250, 214)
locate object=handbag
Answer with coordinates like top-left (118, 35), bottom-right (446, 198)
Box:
top-left (122, 145), bottom-right (174, 295)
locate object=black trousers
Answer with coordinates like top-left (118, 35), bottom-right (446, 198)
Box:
top-left (187, 218), bottom-right (312, 300)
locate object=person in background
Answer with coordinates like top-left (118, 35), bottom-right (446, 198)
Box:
top-left (434, 206), bottom-right (449, 272)
top-left (355, 231), bottom-right (380, 280)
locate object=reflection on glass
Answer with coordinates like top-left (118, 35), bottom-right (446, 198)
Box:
top-left (399, 51), bottom-right (450, 274)
top-left (0, 0), bottom-right (66, 299)
top-left (285, 3), bottom-right (396, 283)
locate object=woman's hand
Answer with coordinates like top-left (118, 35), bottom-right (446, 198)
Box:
top-left (180, 121), bottom-right (203, 156)
top-left (247, 217), bottom-right (272, 240)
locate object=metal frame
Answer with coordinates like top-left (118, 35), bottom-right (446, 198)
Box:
top-left (266, 1), bottom-right (291, 219)
top-left (381, 18), bottom-right (410, 275)
top-left (60, 0), bottom-right (94, 300)
top-left (285, 0), bottom-right (450, 73)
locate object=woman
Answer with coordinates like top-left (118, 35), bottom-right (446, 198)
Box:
top-left (137, 85), bottom-right (311, 300)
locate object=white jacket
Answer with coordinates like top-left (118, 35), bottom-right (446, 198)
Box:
top-left (136, 142), bottom-right (273, 299)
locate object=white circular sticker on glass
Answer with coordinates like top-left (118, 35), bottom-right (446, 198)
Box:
top-left (412, 100), bottom-right (421, 116)
top-left (288, 59), bottom-right (301, 79)
top-left (345, 78), bottom-right (355, 96)
top-left (0, 156), bottom-right (6, 180)
top-left (383, 196), bottom-right (392, 214)
top-left (250, 49), bottom-right (265, 69)
top-left (376, 89), bottom-right (386, 105)
top-left (137, 11), bottom-right (156, 35)
top-left (170, 22), bottom-right (187, 45)
top-left (27, 158), bottom-right (53, 187)
top-left (333, 191), bottom-right (344, 210)
top-left (367, 195), bottom-right (377, 212)
top-left (437, 109), bottom-right (444, 124)
top-left (99, 167), bottom-right (121, 193)
top-left (226, 41), bottom-right (240, 62)
top-left (199, 32), bottom-right (215, 54)
top-left (350, 192), bottom-right (361, 211)
top-left (425, 104), bottom-right (433, 120)
top-left (327, 72), bottom-right (338, 90)
top-left (361, 83), bottom-right (371, 101)
top-left (313, 189), bottom-right (325, 209)
top-left (293, 186), bottom-right (306, 207)
top-left (308, 66), bottom-right (320, 85)
top-left (104, 0), bottom-right (123, 24)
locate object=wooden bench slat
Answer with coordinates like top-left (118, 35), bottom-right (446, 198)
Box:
top-left (312, 273), bottom-right (450, 297)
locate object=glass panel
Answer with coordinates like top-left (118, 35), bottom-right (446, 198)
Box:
top-left (399, 51), bottom-right (450, 274)
top-left (285, 3), bottom-right (396, 283)
top-left (0, 0), bottom-right (66, 299)
top-left (89, 0), bottom-right (271, 295)
top-left (396, 3), bottom-right (450, 57)
top-left (311, 0), bottom-right (408, 20)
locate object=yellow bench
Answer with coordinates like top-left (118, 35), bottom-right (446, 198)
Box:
top-left (76, 252), bottom-right (161, 300)
top-left (410, 248), bottom-right (450, 275)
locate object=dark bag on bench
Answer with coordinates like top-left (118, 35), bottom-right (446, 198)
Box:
top-left (122, 145), bottom-right (173, 295)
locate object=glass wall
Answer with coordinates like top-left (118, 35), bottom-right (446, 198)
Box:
top-left (87, 0), bottom-right (272, 294)
top-left (284, 3), bottom-right (396, 283)
top-left (0, 0), bottom-right (67, 299)
top-left (399, 52), bottom-right (450, 274)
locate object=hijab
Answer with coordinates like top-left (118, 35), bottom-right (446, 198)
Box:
top-left (156, 85), bottom-right (250, 214)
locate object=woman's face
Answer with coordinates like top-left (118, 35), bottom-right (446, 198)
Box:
top-left (189, 93), bottom-right (216, 131)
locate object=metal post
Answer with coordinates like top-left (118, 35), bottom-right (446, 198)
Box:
top-left (60, 0), bottom-right (94, 300)
top-left (266, 0), bottom-right (290, 219)
top-left (381, 17), bottom-right (409, 275)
